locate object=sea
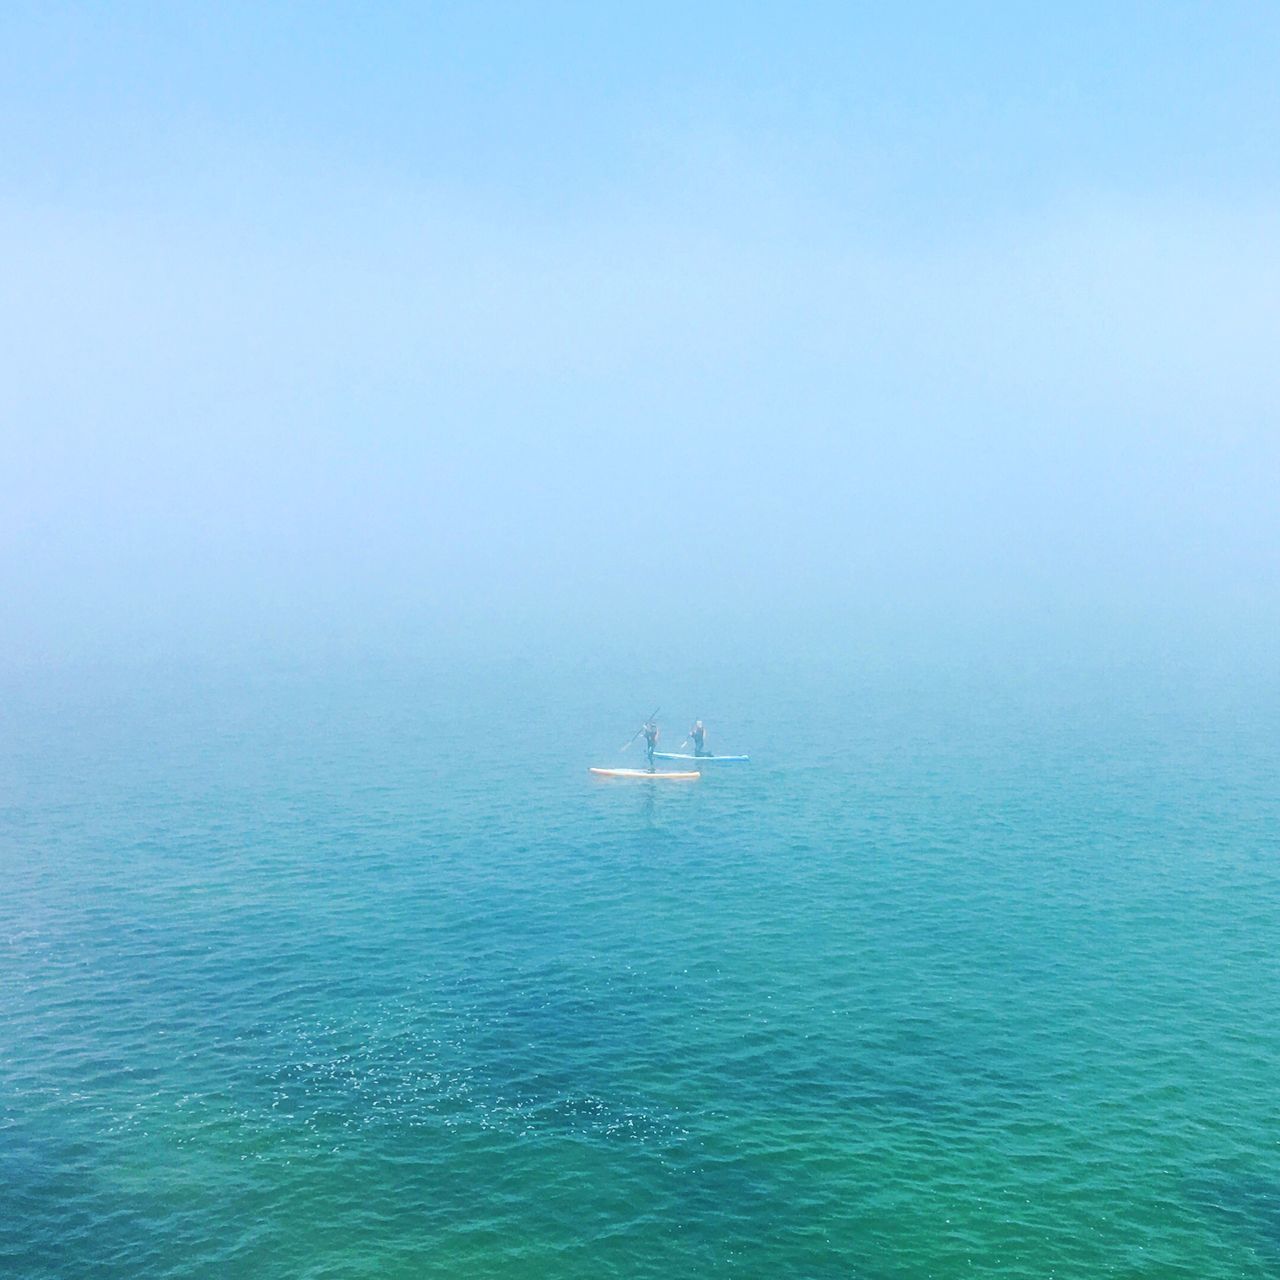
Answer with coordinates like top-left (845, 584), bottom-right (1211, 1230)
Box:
top-left (2, 649), bottom-right (1278, 1278)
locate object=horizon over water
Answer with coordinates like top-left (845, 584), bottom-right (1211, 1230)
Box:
top-left (2, 643), bottom-right (1279, 1278)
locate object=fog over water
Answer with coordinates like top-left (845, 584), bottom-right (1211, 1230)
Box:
top-left (6, 13), bottom-right (1280, 1279)
top-left (2, 4), bottom-right (1278, 672)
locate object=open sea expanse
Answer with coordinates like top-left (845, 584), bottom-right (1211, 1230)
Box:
top-left (2, 653), bottom-right (1278, 1278)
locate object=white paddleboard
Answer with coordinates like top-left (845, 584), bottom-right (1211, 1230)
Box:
top-left (589, 768), bottom-right (700, 780)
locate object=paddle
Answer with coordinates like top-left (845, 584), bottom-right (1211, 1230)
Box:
top-left (620, 708), bottom-right (660, 753)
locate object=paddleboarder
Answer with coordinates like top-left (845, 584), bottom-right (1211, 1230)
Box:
top-left (643, 718), bottom-right (660, 770)
top-left (689, 719), bottom-right (708, 757)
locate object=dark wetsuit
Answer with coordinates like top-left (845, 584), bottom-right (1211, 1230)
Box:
top-left (643, 724), bottom-right (659, 769)
top-left (691, 724), bottom-right (707, 756)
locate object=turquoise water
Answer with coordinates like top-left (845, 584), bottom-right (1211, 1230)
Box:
top-left (3, 657), bottom-right (1279, 1278)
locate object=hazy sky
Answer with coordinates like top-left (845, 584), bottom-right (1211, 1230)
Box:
top-left (3, 3), bottom-right (1278, 666)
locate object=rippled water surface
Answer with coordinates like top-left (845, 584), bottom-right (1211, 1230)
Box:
top-left (3, 658), bottom-right (1278, 1278)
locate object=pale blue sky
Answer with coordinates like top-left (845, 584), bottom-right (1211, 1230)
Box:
top-left (3, 3), bottom-right (1278, 665)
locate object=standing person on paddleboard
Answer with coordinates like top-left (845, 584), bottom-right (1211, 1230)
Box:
top-left (689, 720), bottom-right (708, 757)
top-left (643, 719), bottom-right (660, 771)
